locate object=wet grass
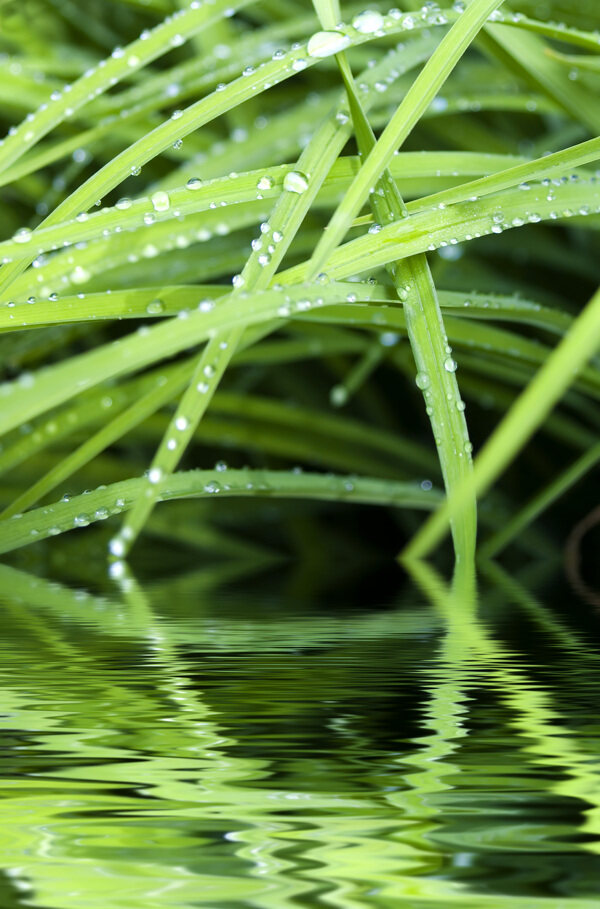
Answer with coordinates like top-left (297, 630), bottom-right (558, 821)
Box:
top-left (0, 0), bottom-right (598, 570)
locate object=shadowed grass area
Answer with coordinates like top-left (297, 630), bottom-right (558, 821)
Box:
top-left (0, 0), bottom-right (598, 570)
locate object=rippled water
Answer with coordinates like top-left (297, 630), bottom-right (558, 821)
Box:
top-left (1, 558), bottom-right (599, 908)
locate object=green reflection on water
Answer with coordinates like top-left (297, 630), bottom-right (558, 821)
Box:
top-left (0, 559), bottom-right (599, 908)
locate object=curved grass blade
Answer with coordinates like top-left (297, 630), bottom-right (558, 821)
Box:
top-left (0, 470), bottom-right (442, 556)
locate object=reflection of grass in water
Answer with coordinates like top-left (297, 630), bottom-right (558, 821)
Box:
top-left (0, 0), bottom-right (599, 567)
top-left (0, 561), bottom-right (600, 905)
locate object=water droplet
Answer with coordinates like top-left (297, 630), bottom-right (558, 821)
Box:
top-left (204, 481), bottom-right (220, 494)
top-left (415, 372), bottom-right (430, 390)
top-left (330, 385), bottom-right (348, 407)
top-left (175, 416), bottom-right (188, 431)
top-left (444, 357), bottom-right (457, 373)
top-left (283, 171), bottom-right (309, 194)
top-left (215, 460), bottom-right (228, 472)
top-left (146, 298), bottom-right (165, 315)
top-left (151, 190), bottom-right (170, 212)
top-left (148, 467), bottom-right (163, 484)
top-left (257, 175), bottom-right (274, 191)
top-left (13, 228), bottom-right (32, 244)
top-left (352, 10), bottom-right (385, 33)
top-left (307, 31), bottom-right (351, 58)
top-left (186, 177), bottom-right (203, 190)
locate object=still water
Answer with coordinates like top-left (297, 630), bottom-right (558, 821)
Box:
top-left (0, 557), bottom-right (599, 908)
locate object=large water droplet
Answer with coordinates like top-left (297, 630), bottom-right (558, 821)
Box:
top-left (151, 190), bottom-right (170, 212)
top-left (13, 228), bottom-right (32, 244)
top-left (283, 171), bottom-right (309, 194)
top-left (352, 10), bottom-right (384, 33)
top-left (444, 357), bottom-right (457, 373)
top-left (307, 31), bottom-right (351, 58)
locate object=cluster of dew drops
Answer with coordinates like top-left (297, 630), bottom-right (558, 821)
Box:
top-left (3, 0), bottom-right (599, 547)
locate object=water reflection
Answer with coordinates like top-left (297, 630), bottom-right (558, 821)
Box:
top-left (0, 558), bottom-right (599, 908)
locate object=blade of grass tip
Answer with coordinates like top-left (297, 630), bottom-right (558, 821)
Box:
top-left (323, 16), bottom-right (475, 563)
top-left (402, 286), bottom-right (600, 562)
top-left (307, 0), bottom-right (508, 279)
top-left (111, 39), bottom-right (435, 559)
top-left (480, 440), bottom-right (600, 561)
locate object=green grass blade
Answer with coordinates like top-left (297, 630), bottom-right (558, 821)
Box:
top-left (0, 470), bottom-right (442, 556)
top-left (402, 286), bottom-right (600, 561)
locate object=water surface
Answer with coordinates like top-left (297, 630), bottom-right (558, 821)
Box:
top-left (0, 559), bottom-right (599, 908)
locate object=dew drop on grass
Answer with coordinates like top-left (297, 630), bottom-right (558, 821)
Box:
top-left (283, 171), bottom-right (309, 194)
top-left (352, 10), bottom-right (385, 33)
top-left (215, 460), bottom-right (228, 472)
top-left (148, 467), bottom-right (163, 484)
top-left (186, 177), bottom-right (203, 190)
top-left (330, 385), bottom-right (348, 407)
top-left (116, 197), bottom-right (132, 210)
top-left (307, 31), bottom-right (351, 58)
top-left (204, 481), bottom-right (220, 494)
top-left (146, 299), bottom-right (165, 315)
top-left (13, 228), bottom-right (32, 244)
top-left (415, 372), bottom-right (430, 390)
top-left (257, 175), bottom-right (274, 191)
top-left (444, 357), bottom-right (457, 373)
top-left (175, 416), bottom-right (188, 431)
top-left (151, 191), bottom-right (170, 212)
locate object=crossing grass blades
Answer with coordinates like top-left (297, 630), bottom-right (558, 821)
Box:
top-left (0, 0), bottom-right (599, 572)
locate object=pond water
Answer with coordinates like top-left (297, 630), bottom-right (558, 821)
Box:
top-left (0, 557), bottom-right (599, 909)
